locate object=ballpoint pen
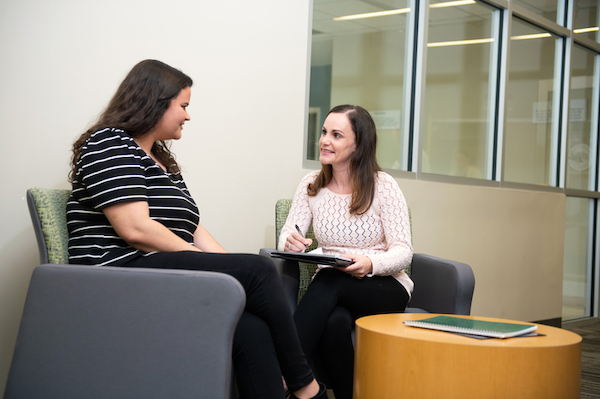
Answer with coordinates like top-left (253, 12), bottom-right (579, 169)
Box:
top-left (295, 224), bottom-right (309, 249)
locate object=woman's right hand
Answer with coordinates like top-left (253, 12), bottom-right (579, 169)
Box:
top-left (285, 232), bottom-right (312, 252)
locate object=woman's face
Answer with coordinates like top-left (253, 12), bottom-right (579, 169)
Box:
top-left (152, 86), bottom-right (191, 141)
top-left (319, 112), bottom-right (356, 169)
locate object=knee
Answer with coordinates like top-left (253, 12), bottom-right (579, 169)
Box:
top-left (324, 306), bottom-right (353, 333)
top-left (234, 254), bottom-right (279, 283)
top-left (248, 254), bottom-right (278, 276)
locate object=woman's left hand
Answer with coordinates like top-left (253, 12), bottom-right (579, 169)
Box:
top-left (337, 254), bottom-right (373, 279)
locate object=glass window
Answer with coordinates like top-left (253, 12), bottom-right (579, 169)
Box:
top-left (421, 0), bottom-right (497, 178)
top-left (566, 44), bottom-right (599, 191)
top-left (512, 0), bottom-right (560, 24)
top-left (309, 0), bottom-right (410, 169)
top-left (574, 0), bottom-right (599, 41)
top-left (563, 197), bottom-right (594, 321)
top-left (503, 17), bottom-right (558, 185)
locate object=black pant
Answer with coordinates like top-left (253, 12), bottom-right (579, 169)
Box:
top-left (123, 251), bottom-right (314, 399)
top-left (293, 268), bottom-right (410, 399)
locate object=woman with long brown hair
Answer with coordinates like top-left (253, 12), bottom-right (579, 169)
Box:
top-left (279, 105), bottom-right (413, 399)
top-left (67, 59), bottom-right (325, 399)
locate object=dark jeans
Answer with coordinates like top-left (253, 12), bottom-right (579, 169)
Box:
top-left (293, 268), bottom-right (410, 399)
top-left (123, 251), bottom-right (314, 398)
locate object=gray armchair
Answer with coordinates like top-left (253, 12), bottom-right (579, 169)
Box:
top-left (260, 199), bottom-right (475, 315)
top-left (4, 264), bottom-right (245, 399)
top-left (4, 188), bottom-right (246, 399)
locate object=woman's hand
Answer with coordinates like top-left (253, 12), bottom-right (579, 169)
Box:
top-left (337, 254), bottom-right (373, 279)
top-left (285, 232), bottom-right (312, 252)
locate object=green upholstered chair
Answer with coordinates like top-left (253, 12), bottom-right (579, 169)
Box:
top-left (12, 188), bottom-right (245, 399)
top-left (261, 199), bottom-right (475, 315)
top-left (26, 187), bottom-right (71, 264)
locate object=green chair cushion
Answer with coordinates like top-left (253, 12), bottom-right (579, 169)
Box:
top-left (29, 187), bottom-right (71, 264)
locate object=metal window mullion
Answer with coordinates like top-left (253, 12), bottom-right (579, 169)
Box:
top-left (589, 52), bottom-right (600, 192)
top-left (402, 0), bottom-right (420, 172)
top-left (587, 199), bottom-right (600, 317)
top-left (303, 0), bottom-right (316, 169)
top-left (495, 6), bottom-right (512, 182)
top-left (486, 9), bottom-right (502, 180)
top-left (554, 35), bottom-right (572, 188)
top-left (587, 199), bottom-right (594, 316)
top-left (410, 0), bottom-right (429, 175)
top-left (557, 0), bottom-right (567, 27)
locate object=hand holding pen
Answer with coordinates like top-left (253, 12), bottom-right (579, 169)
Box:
top-left (285, 224), bottom-right (312, 252)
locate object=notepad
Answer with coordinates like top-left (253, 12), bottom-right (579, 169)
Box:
top-left (404, 315), bottom-right (538, 339)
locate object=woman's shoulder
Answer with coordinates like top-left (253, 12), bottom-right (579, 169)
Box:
top-left (303, 170), bottom-right (320, 181)
top-left (375, 171), bottom-right (397, 184)
top-left (79, 128), bottom-right (142, 164)
top-left (298, 170), bottom-right (320, 186)
top-left (374, 171), bottom-right (403, 194)
top-left (82, 128), bottom-right (140, 155)
top-left (87, 127), bottom-right (134, 145)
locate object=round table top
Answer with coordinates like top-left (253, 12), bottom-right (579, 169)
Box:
top-left (356, 313), bottom-right (581, 348)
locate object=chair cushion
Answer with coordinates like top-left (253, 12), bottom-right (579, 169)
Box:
top-left (29, 187), bottom-right (71, 264)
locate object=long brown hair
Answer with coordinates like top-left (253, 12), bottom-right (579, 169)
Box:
top-left (307, 104), bottom-right (381, 215)
top-left (69, 59), bottom-right (193, 181)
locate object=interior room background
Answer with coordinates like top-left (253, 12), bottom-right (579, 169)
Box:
top-left (1, 0), bottom-right (598, 393)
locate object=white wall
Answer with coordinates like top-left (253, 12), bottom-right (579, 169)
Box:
top-left (0, 0), bottom-right (566, 393)
top-left (400, 178), bottom-right (565, 321)
top-left (0, 0), bottom-right (312, 391)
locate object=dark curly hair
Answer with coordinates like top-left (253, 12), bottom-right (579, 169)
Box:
top-left (69, 59), bottom-right (193, 181)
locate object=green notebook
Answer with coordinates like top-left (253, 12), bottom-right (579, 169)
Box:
top-left (404, 315), bottom-right (538, 339)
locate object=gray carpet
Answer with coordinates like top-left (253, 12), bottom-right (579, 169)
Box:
top-left (564, 321), bottom-right (600, 399)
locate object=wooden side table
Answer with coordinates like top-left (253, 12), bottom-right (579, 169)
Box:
top-left (354, 313), bottom-right (581, 399)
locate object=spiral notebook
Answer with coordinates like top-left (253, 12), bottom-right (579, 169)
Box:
top-left (404, 315), bottom-right (538, 339)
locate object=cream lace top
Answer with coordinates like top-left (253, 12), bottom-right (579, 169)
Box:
top-left (279, 171), bottom-right (414, 295)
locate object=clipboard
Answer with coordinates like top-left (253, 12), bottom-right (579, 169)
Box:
top-left (268, 250), bottom-right (354, 267)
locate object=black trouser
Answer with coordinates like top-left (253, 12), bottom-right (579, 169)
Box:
top-left (123, 251), bottom-right (314, 399)
top-left (293, 268), bottom-right (410, 399)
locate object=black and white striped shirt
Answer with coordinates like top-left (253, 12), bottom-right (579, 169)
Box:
top-left (67, 128), bottom-right (199, 266)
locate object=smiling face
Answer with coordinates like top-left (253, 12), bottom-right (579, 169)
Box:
top-left (319, 112), bottom-right (357, 170)
top-left (151, 86), bottom-right (191, 141)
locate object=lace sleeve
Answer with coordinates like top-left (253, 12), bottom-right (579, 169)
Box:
top-left (278, 172), bottom-right (317, 251)
top-left (368, 173), bottom-right (413, 276)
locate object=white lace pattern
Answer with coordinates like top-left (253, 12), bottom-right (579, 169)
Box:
top-left (279, 171), bottom-right (414, 294)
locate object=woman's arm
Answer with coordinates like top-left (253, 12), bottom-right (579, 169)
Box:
top-left (103, 201), bottom-right (203, 253)
top-left (193, 225), bottom-right (227, 253)
top-left (366, 174), bottom-right (413, 276)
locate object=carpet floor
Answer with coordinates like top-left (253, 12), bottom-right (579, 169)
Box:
top-left (564, 320), bottom-right (600, 399)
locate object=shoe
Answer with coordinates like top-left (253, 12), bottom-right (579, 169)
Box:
top-left (289, 382), bottom-right (327, 399)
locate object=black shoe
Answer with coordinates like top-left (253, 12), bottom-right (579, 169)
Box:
top-left (289, 382), bottom-right (327, 399)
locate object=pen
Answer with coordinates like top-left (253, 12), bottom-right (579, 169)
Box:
top-left (295, 224), bottom-right (309, 249)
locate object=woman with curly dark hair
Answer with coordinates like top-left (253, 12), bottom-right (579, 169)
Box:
top-left (67, 59), bottom-right (325, 399)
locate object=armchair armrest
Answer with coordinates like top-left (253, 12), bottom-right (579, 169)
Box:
top-left (407, 253), bottom-right (475, 315)
top-left (5, 264), bottom-right (245, 399)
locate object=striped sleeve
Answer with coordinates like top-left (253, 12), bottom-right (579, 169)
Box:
top-left (73, 128), bottom-right (149, 210)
